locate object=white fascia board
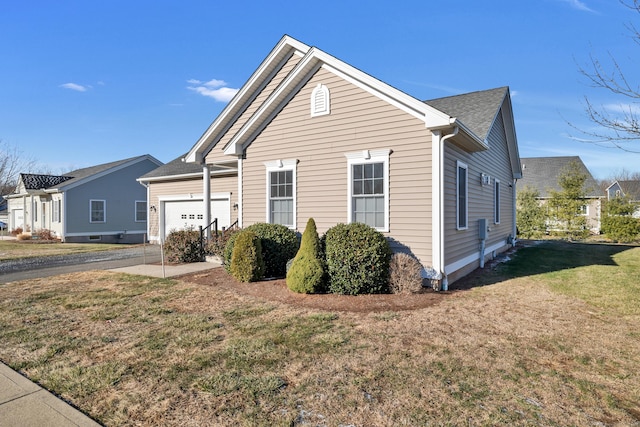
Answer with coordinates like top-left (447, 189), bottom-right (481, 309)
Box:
top-left (316, 51), bottom-right (451, 128)
top-left (136, 167), bottom-right (238, 183)
top-left (224, 46), bottom-right (455, 156)
top-left (224, 48), bottom-right (323, 156)
top-left (185, 36), bottom-right (311, 164)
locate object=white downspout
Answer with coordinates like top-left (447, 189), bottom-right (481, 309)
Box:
top-left (432, 126), bottom-right (458, 291)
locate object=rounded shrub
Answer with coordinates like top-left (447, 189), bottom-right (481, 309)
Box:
top-left (324, 222), bottom-right (391, 295)
top-left (286, 218), bottom-right (325, 294)
top-left (224, 223), bottom-right (299, 278)
top-left (229, 230), bottom-right (265, 282)
top-left (163, 228), bottom-right (201, 263)
top-left (388, 253), bottom-right (424, 294)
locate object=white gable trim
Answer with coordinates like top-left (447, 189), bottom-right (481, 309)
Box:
top-left (223, 45), bottom-right (454, 156)
top-left (185, 36), bottom-right (311, 163)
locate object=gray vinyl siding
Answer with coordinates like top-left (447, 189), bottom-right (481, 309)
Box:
top-left (240, 67), bottom-right (434, 266)
top-left (443, 110), bottom-right (515, 270)
top-left (147, 175), bottom-right (238, 239)
top-left (64, 159), bottom-right (158, 235)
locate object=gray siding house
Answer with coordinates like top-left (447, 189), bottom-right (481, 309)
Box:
top-left (7, 155), bottom-right (162, 243)
top-left (145, 35), bottom-right (522, 288)
top-left (519, 156), bottom-right (604, 233)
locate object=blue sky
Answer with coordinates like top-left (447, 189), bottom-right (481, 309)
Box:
top-left (1, 0), bottom-right (639, 179)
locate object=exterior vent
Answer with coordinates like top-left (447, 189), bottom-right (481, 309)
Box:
top-left (310, 84), bottom-right (330, 117)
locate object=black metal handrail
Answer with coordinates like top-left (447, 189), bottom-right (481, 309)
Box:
top-left (199, 218), bottom-right (218, 262)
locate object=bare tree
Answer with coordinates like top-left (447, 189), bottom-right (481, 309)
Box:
top-left (0, 140), bottom-right (38, 196)
top-left (573, 1), bottom-right (640, 152)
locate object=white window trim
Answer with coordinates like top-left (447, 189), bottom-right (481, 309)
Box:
top-left (456, 160), bottom-right (468, 230)
top-left (345, 149), bottom-right (390, 232)
top-left (135, 200), bottom-right (147, 222)
top-left (264, 159), bottom-right (297, 229)
top-left (90, 199), bottom-right (106, 223)
top-left (53, 199), bottom-right (60, 223)
top-left (494, 178), bottom-right (501, 224)
top-left (310, 83), bottom-right (330, 117)
top-left (580, 204), bottom-right (590, 216)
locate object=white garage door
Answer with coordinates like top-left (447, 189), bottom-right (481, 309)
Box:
top-left (163, 198), bottom-right (230, 238)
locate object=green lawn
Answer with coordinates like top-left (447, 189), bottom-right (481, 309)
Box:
top-left (0, 239), bottom-right (138, 261)
top-left (0, 240), bottom-right (638, 426)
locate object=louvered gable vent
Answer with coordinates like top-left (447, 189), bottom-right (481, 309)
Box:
top-left (310, 83), bottom-right (330, 117)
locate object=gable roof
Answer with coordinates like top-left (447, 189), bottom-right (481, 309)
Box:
top-left (183, 35), bottom-right (521, 180)
top-left (609, 180), bottom-right (640, 200)
top-left (425, 87), bottom-right (509, 142)
top-left (44, 155), bottom-right (163, 192)
top-left (519, 156), bottom-right (603, 198)
top-left (11, 155), bottom-right (162, 196)
top-left (184, 35), bottom-right (495, 163)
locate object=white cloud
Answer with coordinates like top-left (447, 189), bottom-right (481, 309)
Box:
top-left (557, 0), bottom-right (596, 13)
top-left (187, 78), bottom-right (239, 102)
top-left (59, 82), bottom-right (89, 92)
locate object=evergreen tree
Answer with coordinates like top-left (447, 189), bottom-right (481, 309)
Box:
top-left (547, 160), bottom-right (589, 239)
top-left (516, 186), bottom-right (546, 238)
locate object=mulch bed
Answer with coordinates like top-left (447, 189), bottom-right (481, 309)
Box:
top-left (176, 267), bottom-right (476, 313)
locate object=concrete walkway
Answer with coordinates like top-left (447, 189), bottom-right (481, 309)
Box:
top-left (0, 260), bottom-right (221, 426)
top-left (108, 259), bottom-right (221, 278)
top-left (0, 362), bottom-right (101, 426)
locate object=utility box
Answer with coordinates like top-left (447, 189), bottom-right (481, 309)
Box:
top-left (478, 218), bottom-right (487, 240)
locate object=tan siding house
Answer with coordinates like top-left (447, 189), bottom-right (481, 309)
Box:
top-left (144, 35), bottom-right (521, 288)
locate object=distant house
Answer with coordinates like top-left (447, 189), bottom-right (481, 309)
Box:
top-left (0, 196), bottom-right (7, 226)
top-left (519, 156), bottom-right (604, 233)
top-left (142, 35), bottom-right (522, 288)
top-left (606, 180), bottom-right (640, 218)
top-left (6, 155), bottom-right (163, 243)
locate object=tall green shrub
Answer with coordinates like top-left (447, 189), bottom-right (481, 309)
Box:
top-left (516, 186), bottom-right (546, 238)
top-left (286, 218), bottom-right (325, 294)
top-left (324, 222), bottom-right (391, 295)
top-left (224, 223), bottom-right (299, 278)
top-left (229, 230), bottom-right (264, 282)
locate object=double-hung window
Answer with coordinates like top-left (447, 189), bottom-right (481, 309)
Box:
top-left (135, 201), bottom-right (147, 222)
top-left (265, 160), bottom-right (297, 228)
top-left (456, 161), bottom-right (468, 230)
top-left (346, 149), bottom-right (390, 232)
top-left (90, 200), bottom-right (106, 223)
top-left (52, 199), bottom-right (61, 223)
top-left (494, 179), bottom-right (501, 224)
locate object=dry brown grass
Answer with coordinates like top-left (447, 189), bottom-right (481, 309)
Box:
top-left (0, 241), bottom-right (639, 426)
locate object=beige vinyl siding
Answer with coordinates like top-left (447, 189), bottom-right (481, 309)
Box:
top-left (241, 67), bottom-right (434, 266)
top-left (147, 175), bottom-right (237, 240)
top-left (443, 110), bottom-right (515, 273)
top-left (205, 54), bottom-right (301, 165)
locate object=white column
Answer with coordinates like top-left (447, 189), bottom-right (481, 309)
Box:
top-left (202, 163), bottom-right (211, 239)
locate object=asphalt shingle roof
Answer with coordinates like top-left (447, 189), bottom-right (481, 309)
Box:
top-left (425, 87), bottom-right (508, 141)
top-left (139, 154), bottom-right (202, 180)
top-left (20, 174), bottom-right (73, 190)
top-left (519, 156), bottom-right (603, 198)
top-left (18, 155), bottom-right (160, 192)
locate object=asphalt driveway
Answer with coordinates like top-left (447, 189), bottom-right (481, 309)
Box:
top-left (0, 245), bottom-right (162, 283)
